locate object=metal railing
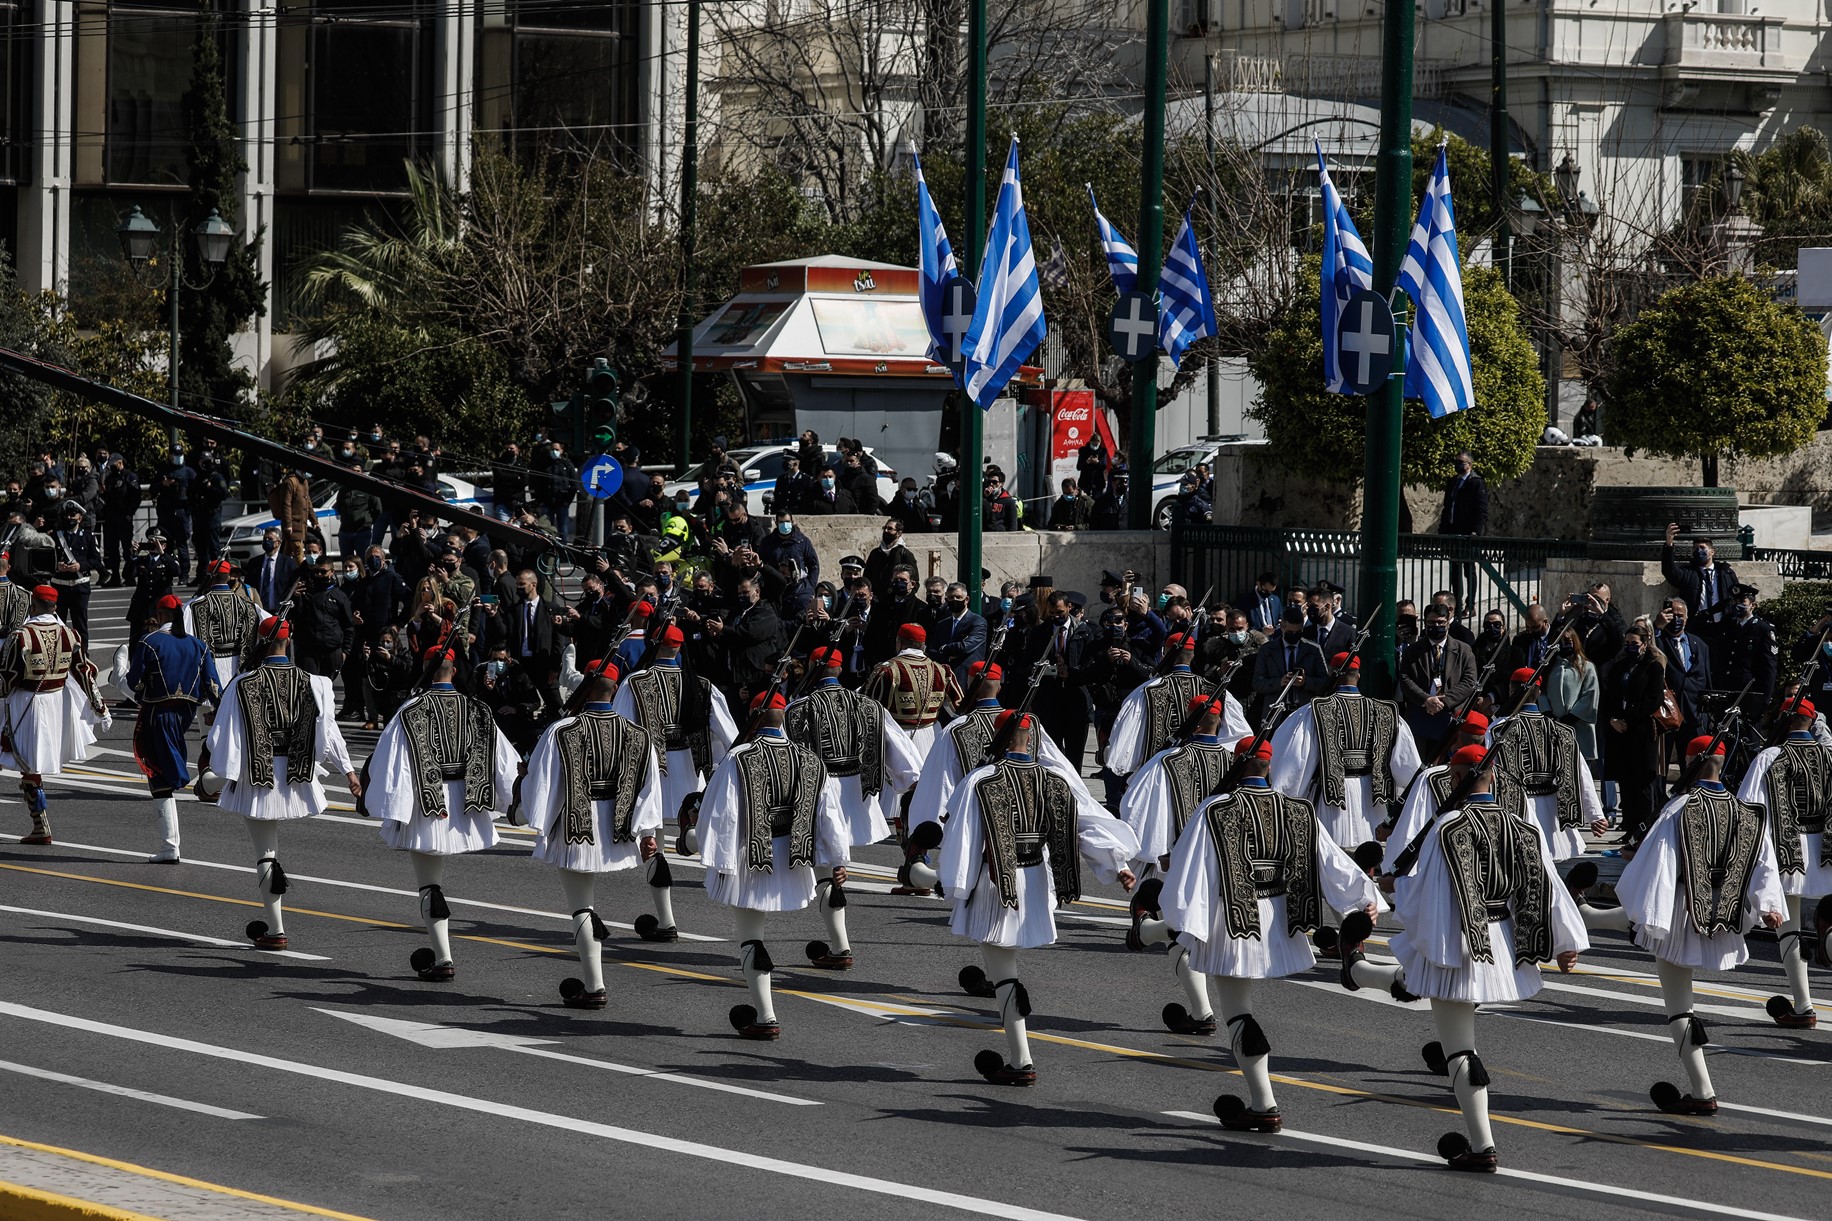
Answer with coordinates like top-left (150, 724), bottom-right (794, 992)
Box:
top-left (1750, 546), bottom-right (1832, 582)
top-left (1170, 525), bottom-right (1590, 616)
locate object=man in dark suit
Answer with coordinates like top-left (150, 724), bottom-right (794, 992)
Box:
top-left (1252, 605), bottom-right (1330, 707)
top-left (708, 574), bottom-right (783, 701)
top-left (928, 581), bottom-right (988, 687)
top-left (861, 564), bottom-right (933, 671)
top-left (1655, 595), bottom-right (1712, 743)
top-left (1030, 589), bottom-right (1097, 770)
top-left (242, 527), bottom-right (299, 613)
top-left (1305, 588), bottom-right (1355, 659)
top-left (1660, 521), bottom-right (1740, 635)
top-left (506, 568), bottom-right (561, 705)
top-left (1398, 604), bottom-right (1480, 758)
top-left (1438, 450), bottom-right (1488, 614)
top-left (1243, 573), bottom-right (1283, 634)
top-left (1506, 601), bottom-right (1555, 676)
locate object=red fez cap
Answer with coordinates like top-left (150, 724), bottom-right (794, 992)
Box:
top-left (209, 559), bottom-right (233, 577)
top-left (1686, 735), bottom-right (1726, 759)
top-left (1450, 744), bottom-right (1487, 768)
top-left (1460, 709), bottom-right (1490, 734)
top-left (1233, 735), bottom-right (1273, 760)
top-left (1187, 693), bottom-right (1223, 716)
top-left (1793, 699), bottom-right (1817, 719)
top-left (810, 645), bottom-right (844, 669)
top-left (157, 593), bottom-right (182, 611)
top-left (749, 690), bottom-right (788, 712)
top-left (631, 600), bottom-right (655, 620)
top-left (1330, 651), bottom-right (1359, 671)
top-left (897, 623), bottom-right (928, 645)
top-left (31, 584), bottom-right (57, 604)
top-left (659, 624), bottom-right (686, 647)
top-left (422, 645), bottom-right (456, 665)
top-left (968, 661), bottom-right (1003, 682)
top-left (257, 616), bottom-right (290, 641)
top-left (1510, 666), bottom-right (1539, 686)
top-left (995, 710), bottom-right (1033, 734)
top-left (585, 657), bottom-right (621, 682)
top-left (1172, 630), bottom-right (1196, 652)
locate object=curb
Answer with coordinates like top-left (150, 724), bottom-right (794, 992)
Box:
top-left (0, 1178), bottom-right (156, 1221)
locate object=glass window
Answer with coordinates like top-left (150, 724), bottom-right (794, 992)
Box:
top-left (504, 0), bottom-right (638, 165)
top-left (107, 6), bottom-right (195, 184)
top-left (310, 19), bottom-right (423, 192)
top-left (1153, 450), bottom-right (1203, 476)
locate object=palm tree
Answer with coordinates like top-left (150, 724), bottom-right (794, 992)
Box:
top-left (291, 161), bottom-right (460, 344)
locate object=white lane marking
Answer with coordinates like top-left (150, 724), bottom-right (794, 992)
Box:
top-left (1160, 1110), bottom-right (1805, 1221)
top-left (0, 1002), bottom-right (1090, 1221)
top-left (1717, 1100), bottom-right (1832, 1129)
top-left (318, 1009), bottom-right (819, 1107)
top-left (0, 1058), bottom-right (262, 1120)
top-left (1536, 977), bottom-right (1776, 1021)
top-left (0, 904), bottom-right (330, 961)
top-left (1496, 1013), bottom-right (1829, 1067)
top-left (0, 833), bottom-right (725, 942)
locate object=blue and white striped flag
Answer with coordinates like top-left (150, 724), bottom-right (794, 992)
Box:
top-left (1158, 207), bottom-right (1217, 367)
top-left (963, 139), bottom-right (1048, 409)
top-left (1397, 145), bottom-right (1475, 418)
top-left (914, 151), bottom-right (959, 365)
top-left (1087, 183), bottom-right (1139, 295)
top-left (1318, 145), bottom-right (1374, 395)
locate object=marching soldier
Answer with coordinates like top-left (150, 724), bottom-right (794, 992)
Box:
top-left (185, 558), bottom-right (263, 793)
top-left (612, 623), bottom-right (738, 943)
top-left (1, 585), bottom-right (108, 845)
top-left (366, 647), bottom-right (521, 982)
top-left (0, 552), bottom-right (32, 641)
top-left (127, 594), bottom-right (216, 862)
top-left (698, 691), bottom-right (849, 1041)
top-left (1617, 736), bottom-right (1785, 1115)
top-left (519, 663), bottom-right (662, 1009)
top-left (1489, 668), bottom-right (1607, 859)
top-left (1268, 652), bottom-right (1421, 852)
top-left (1341, 746), bottom-right (1586, 1172)
top-left (865, 622), bottom-right (959, 895)
top-left (1157, 735), bottom-right (1384, 1130)
top-left (204, 617), bottom-right (360, 950)
top-left (785, 645), bottom-right (921, 969)
top-left (939, 712), bottom-right (1138, 1086)
top-left (1106, 630), bottom-right (1248, 778)
top-left (1382, 711), bottom-right (1527, 874)
top-left (1738, 699), bottom-right (1832, 1028)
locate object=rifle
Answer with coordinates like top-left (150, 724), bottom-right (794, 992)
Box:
top-left (1387, 606), bottom-right (1587, 876)
top-left (733, 594), bottom-right (846, 745)
top-left (1154, 582), bottom-right (1214, 675)
top-left (1387, 653), bottom-right (1500, 815)
top-left (1767, 617), bottom-right (1832, 746)
top-left (982, 660), bottom-right (1057, 761)
top-left (790, 591), bottom-right (857, 700)
top-left (560, 597), bottom-right (652, 716)
top-left (1669, 678), bottom-right (1754, 799)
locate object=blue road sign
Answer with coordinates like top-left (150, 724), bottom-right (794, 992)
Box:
top-left (1335, 288), bottom-right (1396, 397)
top-left (582, 453), bottom-right (624, 501)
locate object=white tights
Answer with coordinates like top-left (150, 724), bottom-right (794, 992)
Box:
top-left (560, 869), bottom-right (604, 994)
top-left (1657, 958), bottom-right (1715, 1100)
top-left (1431, 999), bottom-right (1494, 1152)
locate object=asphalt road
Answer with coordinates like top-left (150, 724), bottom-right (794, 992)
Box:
top-left (2, 588), bottom-right (1829, 1221)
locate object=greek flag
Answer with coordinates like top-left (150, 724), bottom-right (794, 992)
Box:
top-left (914, 151), bottom-right (958, 364)
top-left (1397, 145), bottom-right (1475, 418)
top-left (1087, 183), bottom-right (1139, 295)
top-left (1318, 145), bottom-right (1374, 395)
top-left (963, 139), bottom-right (1047, 409)
top-left (1158, 207), bottom-right (1217, 367)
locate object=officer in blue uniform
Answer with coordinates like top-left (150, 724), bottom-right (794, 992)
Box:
top-left (128, 593), bottom-right (217, 863)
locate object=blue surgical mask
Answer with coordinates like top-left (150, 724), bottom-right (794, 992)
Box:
top-left (366, 554), bottom-right (382, 571)
top-left (1001, 597), bottom-right (1013, 611)
top-left (777, 521), bottom-right (792, 535)
top-left (656, 575), bottom-right (671, 591)
top-left (822, 477), bottom-right (834, 490)
top-left (1157, 593), bottom-right (1171, 609)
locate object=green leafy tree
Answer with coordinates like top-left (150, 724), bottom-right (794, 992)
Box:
top-left (1248, 259), bottom-right (1544, 493)
top-left (1604, 275), bottom-right (1826, 486)
top-left (178, 12), bottom-right (266, 417)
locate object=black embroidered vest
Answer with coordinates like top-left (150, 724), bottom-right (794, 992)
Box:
top-left (736, 736), bottom-right (824, 873)
top-left (785, 684), bottom-right (886, 796)
top-left (628, 666), bottom-right (712, 776)
top-left (975, 759), bottom-right (1078, 909)
top-left (1677, 788), bottom-right (1766, 936)
top-left (1311, 693), bottom-right (1400, 807)
top-left (398, 690), bottom-right (500, 820)
top-left (1492, 710), bottom-right (1583, 829)
top-left (1764, 740), bottom-right (1832, 874)
top-left (236, 664), bottom-right (318, 789)
top-left (553, 710), bottom-right (653, 845)
top-left (1439, 800), bottom-right (1554, 967)
top-left (1204, 787), bottom-right (1323, 938)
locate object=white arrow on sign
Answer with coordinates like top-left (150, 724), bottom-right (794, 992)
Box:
top-left (317, 1009), bottom-right (818, 1106)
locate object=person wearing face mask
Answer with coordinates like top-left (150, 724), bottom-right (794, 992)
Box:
top-left (1399, 605), bottom-right (1479, 759)
top-left (983, 473), bottom-right (1020, 533)
top-left (1251, 605), bottom-right (1329, 709)
top-left (928, 581), bottom-right (988, 687)
top-left (333, 463), bottom-right (382, 562)
top-left (348, 547), bottom-right (409, 728)
top-left (1438, 450), bottom-right (1488, 615)
top-left (1472, 610), bottom-right (1510, 700)
top-left (798, 467), bottom-right (857, 516)
top-left (241, 528), bottom-right (298, 614)
top-left (757, 512), bottom-right (819, 587)
top-left (1655, 597), bottom-right (1711, 748)
top-left (1027, 589), bottom-right (1099, 772)
top-left (535, 441), bottom-right (579, 543)
top-left (1602, 625), bottom-right (1669, 844)
top-left (888, 477), bottom-right (929, 535)
top-left (154, 453), bottom-right (196, 580)
top-left (1712, 585), bottom-right (1777, 719)
top-left (1661, 522), bottom-right (1741, 632)
top-left (267, 467), bottom-right (313, 565)
top-left (1046, 476), bottom-right (1093, 531)
top-left (1488, 663), bottom-right (1607, 860)
top-left (860, 563), bottom-right (933, 672)
top-left (862, 519), bottom-right (915, 597)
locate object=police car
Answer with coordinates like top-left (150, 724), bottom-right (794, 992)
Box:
top-left (221, 474), bottom-right (489, 561)
top-left (662, 444), bottom-right (897, 516)
top-left (1149, 443), bottom-right (1223, 530)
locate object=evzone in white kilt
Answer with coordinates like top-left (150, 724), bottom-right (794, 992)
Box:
top-left (864, 641), bottom-right (960, 769)
top-left (698, 721), bottom-right (849, 1040)
top-left (1737, 727), bottom-right (1832, 1028)
top-left (183, 580), bottom-right (263, 694)
top-left (2, 613), bottom-right (109, 837)
top-left (1107, 668), bottom-right (1249, 778)
top-left (205, 654), bottom-right (356, 950)
top-left (1268, 686), bottom-right (1421, 852)
top-left (1158, 775), bottom-right (1383, 1130)
top-left (1616, 771), bottom-right (1787, 1115)
top-left (785, 663), bottom-right (921, 967)
top-left (611, 654), bottom-right (738, 940)
top-left (365, 679), bottom-right (521, 980)
top-left (907, 698), bottom-right (1093, 834)
top-left (1485, 703), bottom-right (1606, 860)
top-left (519, 699), bottom-right (664, 1009)
top-left (938, 741), bottom-right (1138, 1085)
top-left (1358, 785), bottom-right (1586, 1171)
top-left (1120, 733), bottom-right (1233, 872)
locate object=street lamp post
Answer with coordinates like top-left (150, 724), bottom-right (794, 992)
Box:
top-left (117, 202), bottom-right (236, 446)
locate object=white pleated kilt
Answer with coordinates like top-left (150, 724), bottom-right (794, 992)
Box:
top-left (903, 722), bottom-right (940, 767)
top-left (1315, 781), bottom-right (1380, 853)
top-left (220, 756), bottom-right (328, 821)
top-left (1389, 917), bottom-right (1547, 1004)
top-left (1634, 921), bottom-right (1754, 973)
top-left (835, 773), bottom-right (893, 847)
top-left (1525, 795), bottom-right (1586, 861)
top-left (1179, 895), bottom-right (1320, 978)
top-left (532, 797), bottom-right (648, 873)
top-left (1780, 833), bottom-right (1832, 897)
top-left (705, 835), bottom-right (819, 912)
top-left (379, 783), bottom-right (501, 855)
top-left (2, 686), bottom-right (94, 776)
top-left (949, 863), bottom-right (1061, 949)
top-left (657, 748), bottom-right (706, 825)
top-left (205, 654), bottom-right (240, 693)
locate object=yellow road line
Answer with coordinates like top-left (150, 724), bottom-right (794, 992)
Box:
top-left (0, 1132), bottom-right (380, 1221)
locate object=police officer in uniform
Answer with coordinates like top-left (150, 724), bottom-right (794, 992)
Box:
top-left (1714, 584), bottom-right (1778, 718)
top-left (127, 530), bottom-right (179, 653)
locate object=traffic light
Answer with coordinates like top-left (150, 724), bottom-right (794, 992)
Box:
top-left (551, 391), bottom-right (587, 456)
top-left (585, 357), bottom-right (620, 450)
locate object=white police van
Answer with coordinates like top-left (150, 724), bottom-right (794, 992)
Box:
top-left (221, 475), bottom-right (489, 561)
